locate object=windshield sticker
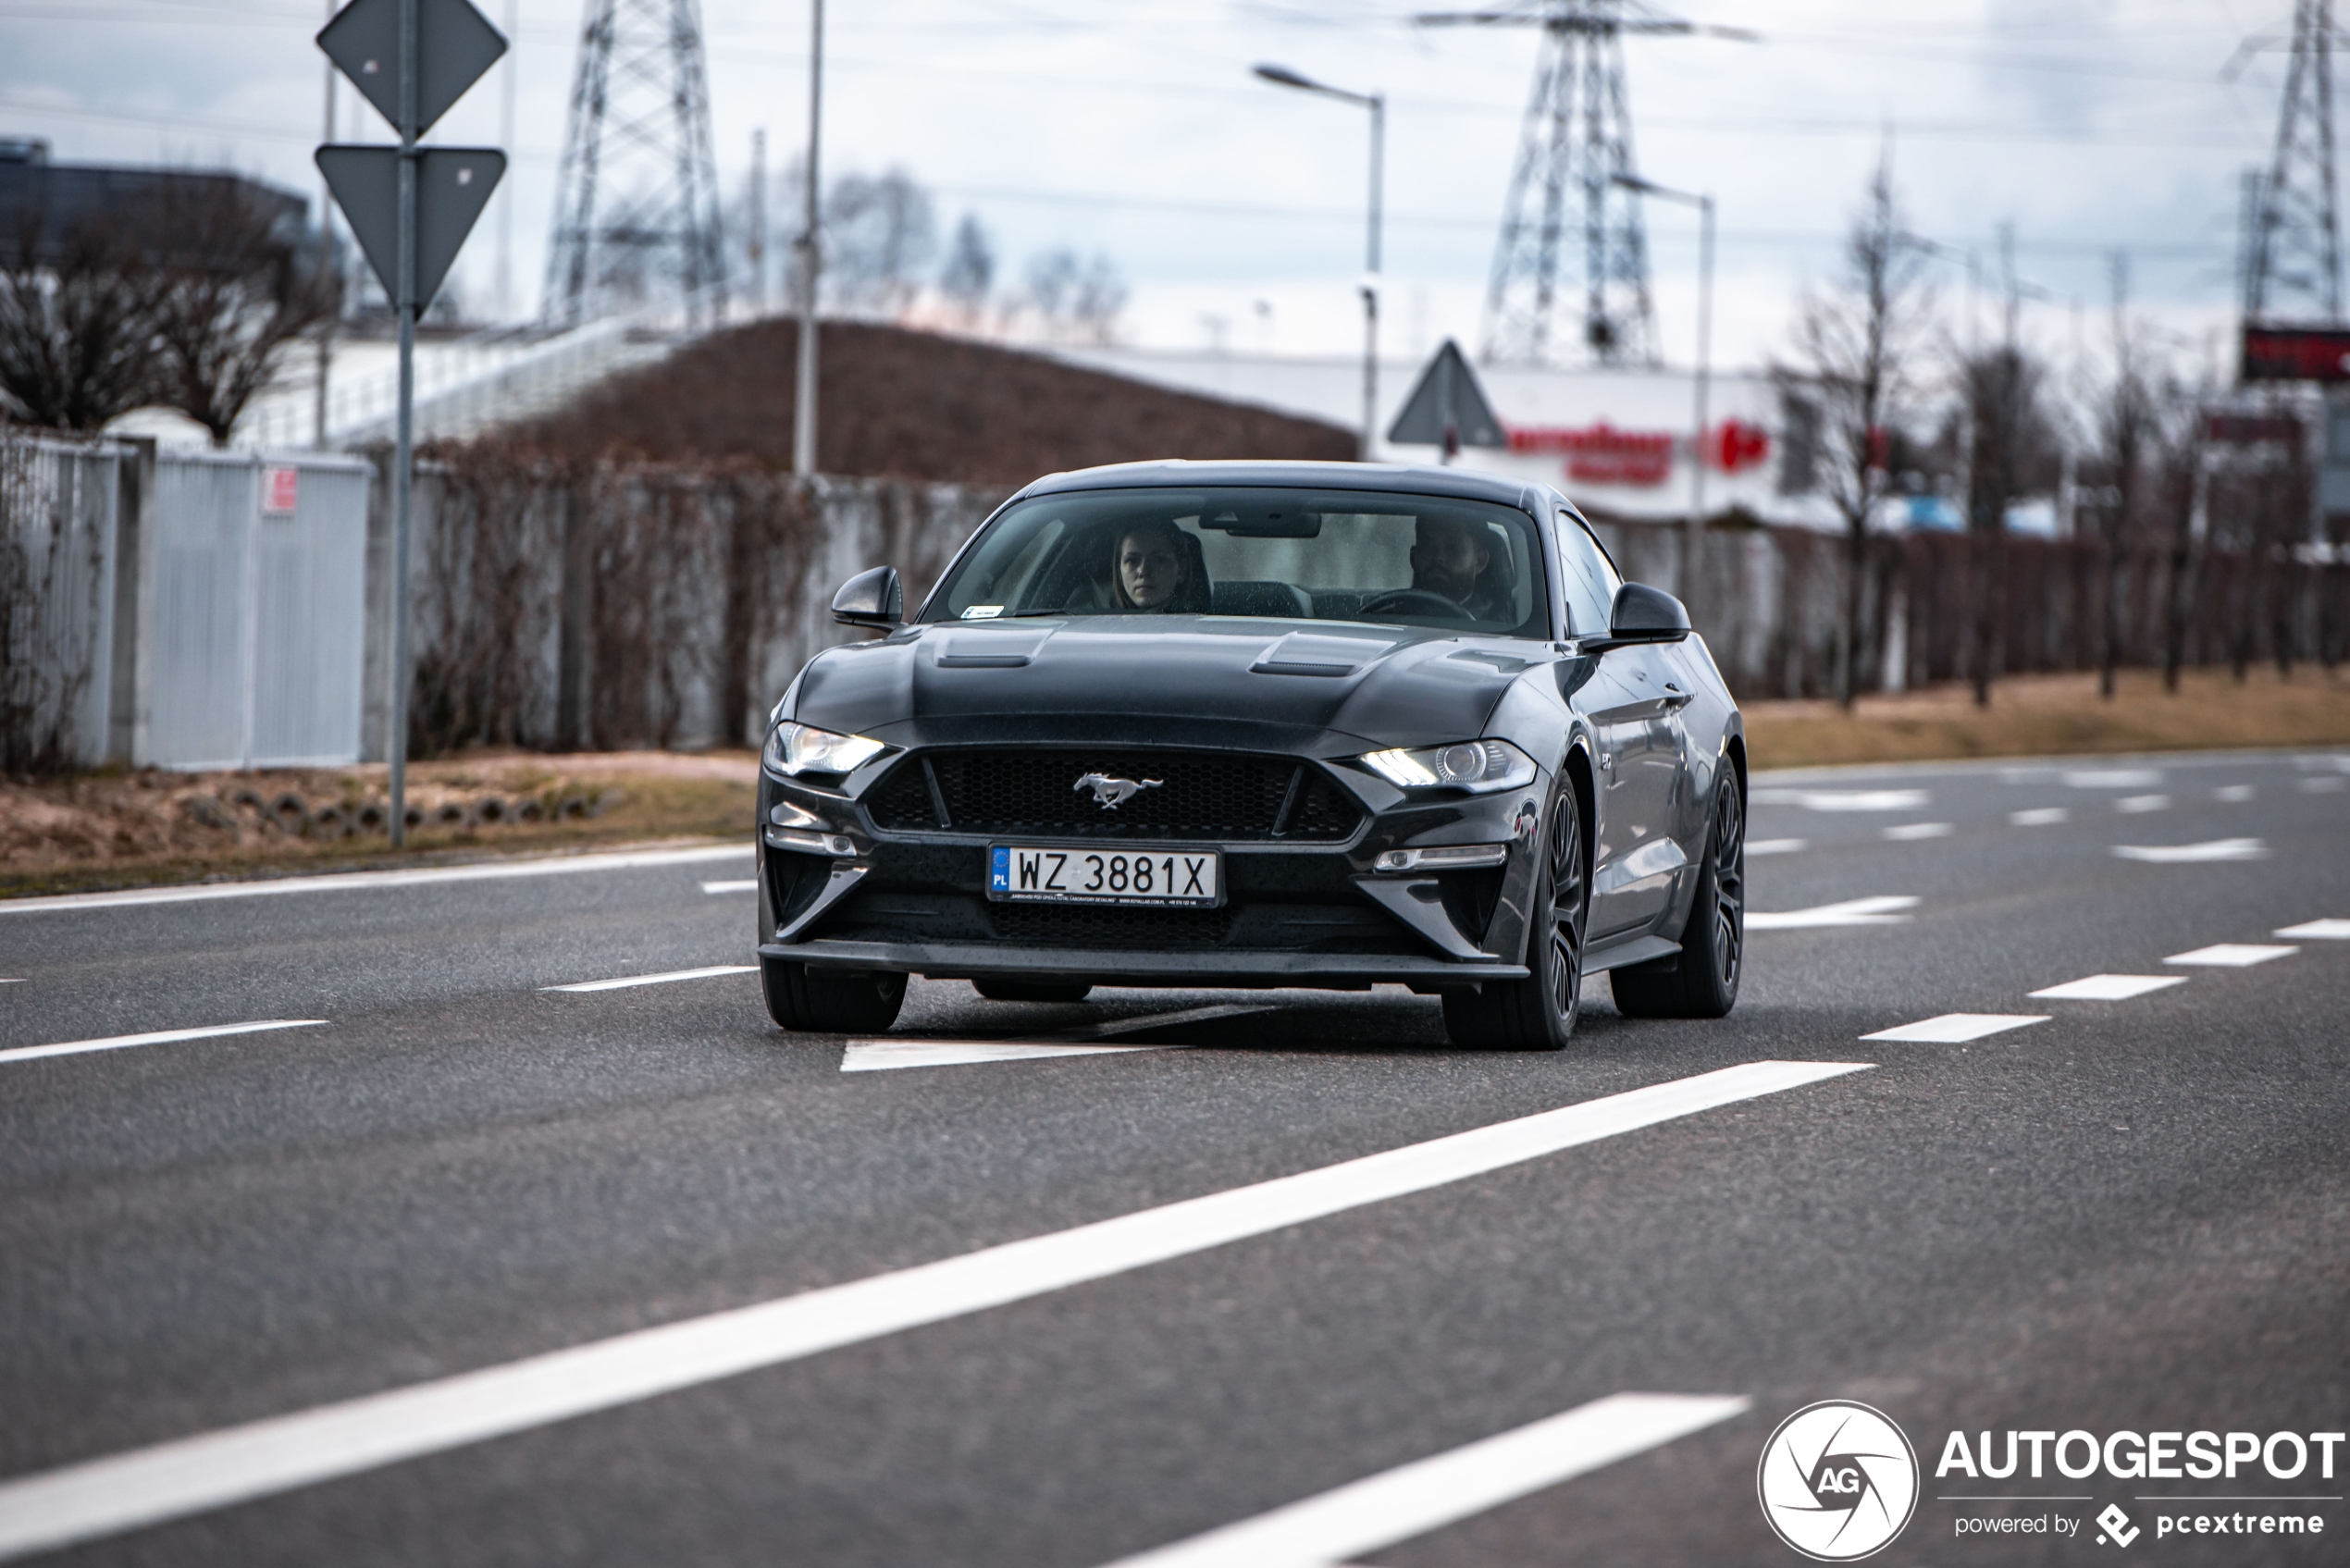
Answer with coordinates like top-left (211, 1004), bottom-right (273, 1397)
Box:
top-left (960, 605), bottom-right (1005, 620)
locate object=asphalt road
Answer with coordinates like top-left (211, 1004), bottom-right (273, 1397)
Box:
top-left (1, 748), bottom-right (2345, 1567)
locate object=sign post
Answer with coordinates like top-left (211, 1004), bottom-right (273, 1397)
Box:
top-left (315, 0), bottom-right (506, 847)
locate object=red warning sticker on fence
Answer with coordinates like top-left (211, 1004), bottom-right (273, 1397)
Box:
top-left (264, 466), bottom-right (300, 514)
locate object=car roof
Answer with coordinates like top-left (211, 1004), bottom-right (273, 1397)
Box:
top-left (1016, 459), bottom-right (1551, 512)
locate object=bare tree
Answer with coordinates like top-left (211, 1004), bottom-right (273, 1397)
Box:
top-left (146, 177), bottom-right (338, 446)
top-left (2152, 368), bottom-right (2211, 694)
top-left (0, 207), bottom-right (160, 432)
top-left (938, 213), bottom-right (994, 329)
top-left (1070, 253), bottom-right (1129, 346)
top-left (1954, 336), bottom-right (2051, 706)
top-left (2095, 293), bottom-right (2158, 698)
top-left (1021, 247), bottom-right (1127, 346)
top-left (1773, 154), bottom-right (1933, 707)
top-left (825, 168), bottom-right (935, 319)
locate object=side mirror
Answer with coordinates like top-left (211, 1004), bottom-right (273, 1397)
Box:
top-left (831, 565), bottom-right (903, 628)
top-left (1584, 582), bottom-right (1689, 652)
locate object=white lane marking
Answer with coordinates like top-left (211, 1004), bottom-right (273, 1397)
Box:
top-left (0, 979), bottom-right (22, 984)
top-left (844, 1040), bottom-right (1164, 1071)
top-left (840, 1005), bottom-right (1278, 1073)
top-left (1093, 1391), bottom-right (1750, 1568)
top-left (0, 846), bottom-right (749, 916)
top-left (2114, 794), bottom-right (2170, 813)
top-left (1747, 895), bottom-right (1919, 931)
top-left (0, 1019), bottom-right (327, 1068)
top-left (1884, 821), bottom-right (1952, 841)
top-left (2028, 974), bottom-right (2189, 1002)
top-left (539, 965), bottom-right (758, 994)
top-left (2165, 944), bottom-right (2296, 968)
top-left (2275, 919), bottom-right (2350, 939)
top-left (2009, 807), bottom-right (2070, 826)
top-left (0, 1061), bottom-right (1867, 1561)
top-left (1745, 838), bottom-right (1807, 857)
top-left (2302, 776), bottom-right (2348, 794)
top-left (700, 879), bottom-right (757, 895)
top-left (1861, 1013), bottom-right (2048, 1043)
top-left (2064, 767), bottom-right (2163, 788)
top-left (2112, 839), bottom-right (2269, 863)
top-left (2214, 784), bottom-right (2256, 803)
top-left (1750, 788), bottom-right (1928, 812)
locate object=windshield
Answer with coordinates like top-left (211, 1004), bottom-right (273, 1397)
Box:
top-left (922, 487), bottom-right (1549, 636)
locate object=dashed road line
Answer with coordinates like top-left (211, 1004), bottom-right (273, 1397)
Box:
top-left (1748, 895), bottom-right (1918, 931)
top-left (2028, 974), bottom-right (2188, 1002)
top-left (0, 1019), bottom-right (328, 1068)
top-left (699, 880), bottom-right (758, 895)
top-left (1750, 788), bottom-right (1928, 811)
top-left (2115, 794), bottom-right (2171, 813)
top-left (2165, 944), bottom-right (2296, 968)
top-left (1746, 838), bottom-right (1808, 857)
top-left (0, 1059), bottom-right (1867, 1561)
top-left (2065, 768), bottom-right (2162, 788)
top-left (2302, 776), bottom-right (2348, 794)
top-left (2112, 839), bottom-right (2268, 863)
top-left (1861, 1014), bottom-right (2047, 1043)
top-left (0, 846), bottom-right (749, 915)
top-left (1093, 1392), bottom-right (1750, 1568)
top-left (2214, 784), bottom-right (2256, 803)
top-left (2010, 807), bottom-right (2070, 826)
top-left (539, 965), bottom-right (759, 994)
top-left (2275, 919), bottom-right (2350, 939)
top-left (1884, 821), bottom-right (1952, 841)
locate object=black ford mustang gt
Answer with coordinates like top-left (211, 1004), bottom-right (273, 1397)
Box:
top-left (753, 459), bottom-right (1745, 1050)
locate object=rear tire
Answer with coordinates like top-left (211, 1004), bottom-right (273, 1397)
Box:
top-left (1610, 772), bottom-right (1744, 1019)
top-left (761, 956), bottom-right (907, 1032)
top-left (1442, 772), bottom-right (1589, 1051)
top-left (972, 978), bottom-right (1095, 1003)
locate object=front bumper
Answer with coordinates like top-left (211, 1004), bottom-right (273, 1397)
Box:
top-left (755, 750), bottom-right (1548, 993)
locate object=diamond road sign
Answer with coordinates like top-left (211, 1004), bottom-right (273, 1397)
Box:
top-left (316, 145), bottom-right (504, 309)
top-left (318, 0), bottom-right (507, 138)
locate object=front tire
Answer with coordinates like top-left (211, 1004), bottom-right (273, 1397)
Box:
top-left (1611, 771), bottom-right (1744, 1019)
top-left (973, 978), bottom-right (1094, 1003)
top-left (1442, 772), bottom-right (1589, 1051)
top-left (761, 956), bottom-right (907, 1032)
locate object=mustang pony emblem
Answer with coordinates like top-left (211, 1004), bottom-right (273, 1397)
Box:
top-left (1074, 773), bottom-right (1163, 809)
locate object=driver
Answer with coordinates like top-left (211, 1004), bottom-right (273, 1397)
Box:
top-left (1409, 515), bottom-right (1505, 620)
top-left (1110, 519), bottom-right (1196, 611)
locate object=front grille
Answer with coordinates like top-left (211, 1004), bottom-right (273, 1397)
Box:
top-left (864, 749), bottom-right (1362, 842)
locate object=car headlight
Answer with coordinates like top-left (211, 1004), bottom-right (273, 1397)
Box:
top-left (1358, 739), bottom-right (1537, 793)
top-left (762, 721), bottom-right (888, 778)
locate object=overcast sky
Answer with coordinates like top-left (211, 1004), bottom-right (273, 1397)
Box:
top-left (0, 0), bottom-right (2311, 375)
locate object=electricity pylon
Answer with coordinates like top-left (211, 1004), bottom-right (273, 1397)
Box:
top-left (1415, 0), bottom-right (1754, 365)
top-left (544, 0), bottom-right (726, 327)
top-left (2239, 0), bottom-right (2343, 322)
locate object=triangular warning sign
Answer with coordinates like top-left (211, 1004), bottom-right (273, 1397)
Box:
top-left (1386, 340), bottom-right (1507, 451)
top-left (316, 144), bottom-right (503, 310)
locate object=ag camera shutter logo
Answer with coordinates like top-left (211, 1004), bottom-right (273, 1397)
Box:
top-left (1757, 1401), bottom-right (1921, 1561)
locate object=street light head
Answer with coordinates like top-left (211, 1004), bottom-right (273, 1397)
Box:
top-left (1254, 63), bottom-right (1319, 91)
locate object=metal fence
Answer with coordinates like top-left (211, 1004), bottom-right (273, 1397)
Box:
top-left (0, 434), bottom-right (121, 771)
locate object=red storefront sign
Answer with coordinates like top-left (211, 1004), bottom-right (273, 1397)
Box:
top-left (264, 466), bottom-right (300, 513)
top-left (1505, 419), bottom-right (1771, 487)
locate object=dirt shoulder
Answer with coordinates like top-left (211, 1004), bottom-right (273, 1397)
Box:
top-left (1741, 664), bottom-right (2350, 771)
top-left (0, 750), bottom-right (756, 899)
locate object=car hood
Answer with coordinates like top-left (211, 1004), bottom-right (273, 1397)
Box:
top-left (788, 617), bottom-right (1537, 753)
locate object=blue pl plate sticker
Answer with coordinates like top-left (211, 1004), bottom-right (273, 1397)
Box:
top-left (990, 846), bottom-right (1010, 893)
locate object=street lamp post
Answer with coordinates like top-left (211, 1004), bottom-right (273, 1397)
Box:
top-left (1255, 64), bottom-right (1383, 462)
top-left (1614, 173), bottom-right (1713, 618)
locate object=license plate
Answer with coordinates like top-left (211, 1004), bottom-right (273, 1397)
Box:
top-left (988, 846), bottom-right (1221, 906)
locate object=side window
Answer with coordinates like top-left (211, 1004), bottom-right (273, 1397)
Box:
top-left (1555, 510), bottom-right (1619, 636)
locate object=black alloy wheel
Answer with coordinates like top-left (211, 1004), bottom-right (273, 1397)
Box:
top-left (1442, 772), bottom-right (1588, 1051)
top-left (761, 956), bottom-right (908, 1032)
top-left (1612, 771), bottom-right (1744, 1019)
